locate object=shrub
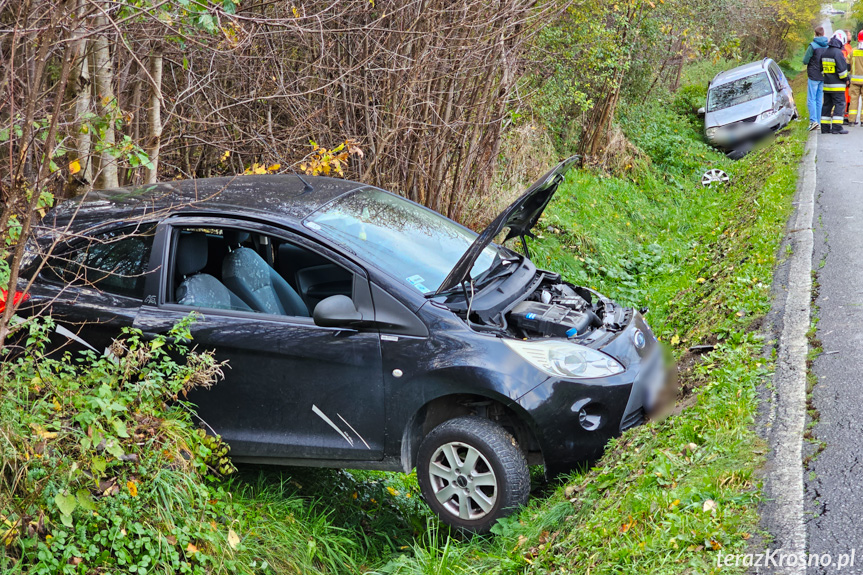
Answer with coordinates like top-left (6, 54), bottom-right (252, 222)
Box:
top-left (0, 315), bottom-right (240, 574)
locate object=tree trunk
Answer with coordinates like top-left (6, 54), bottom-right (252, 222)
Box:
top-left (144, 47), bottom-right (162, 184)
top-left (70, 0), bottom-right (92, 192)
top-left (92, 10), bottom-right (118, 189)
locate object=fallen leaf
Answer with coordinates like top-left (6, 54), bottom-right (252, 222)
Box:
top-left (69, 160), bottom-right (81, 174)
top-left (709, 539), bottom-right (722, 550)
top-left (696, 277), bottom-right (706, 284)
top-left (126, 481), bottom-right (138, 497)
top-left (227, 528), bottom-right (240, 549)
top-left (186, 543), bottom-right (198, 554)
top-left (702, 499), bottom-right (717, 513)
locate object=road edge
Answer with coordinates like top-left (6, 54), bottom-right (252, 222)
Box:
top-left (760, 128), bottom-right (817, 573)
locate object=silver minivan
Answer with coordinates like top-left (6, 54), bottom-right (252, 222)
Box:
top-left (698, 59), bottom-right (797, 156)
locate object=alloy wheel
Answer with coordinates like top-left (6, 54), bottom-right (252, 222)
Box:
top-left (427, 441), bottom-right (498, 521)
top-left (701, 168), bottom-right (730, 187)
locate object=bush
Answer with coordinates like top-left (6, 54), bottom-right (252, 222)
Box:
top-left (0, 315), bottom-right (240, 574)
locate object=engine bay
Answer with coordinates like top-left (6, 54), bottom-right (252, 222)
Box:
top-left (438, 267), bottom-right (631, 343)
top-left (507, 280), bottom-right (629, 342)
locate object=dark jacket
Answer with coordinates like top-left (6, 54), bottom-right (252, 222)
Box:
top-left (821, 37), bottom-right (850, 92)
top-left (803, 36), bottom-right (829, 81)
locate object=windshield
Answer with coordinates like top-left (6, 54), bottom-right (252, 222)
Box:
top-left (707, 72), bottom-right (773, 112)
top-left (305, 188), bottom-right (497, 294)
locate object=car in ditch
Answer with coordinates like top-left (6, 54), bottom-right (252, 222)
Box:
top-left (16, 157), bottom-right (667, 532)
top-left (698, 58), bottom-right (797, 159)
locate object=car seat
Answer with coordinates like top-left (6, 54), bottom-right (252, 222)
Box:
top-left (221, 230), bottom-right (309, 316)
top-left (175, 232), bottom-right (251, 311)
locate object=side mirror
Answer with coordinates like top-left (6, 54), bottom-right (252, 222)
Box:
top-left (697, 107), bottom-right (706, 117)
top-left (313, 295), bottom-right (363, 327)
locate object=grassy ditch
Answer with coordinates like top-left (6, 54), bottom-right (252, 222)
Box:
top-left (0, 71), bottom-right (809, 574)
top-left (217, 72), bottom-right (809, 574)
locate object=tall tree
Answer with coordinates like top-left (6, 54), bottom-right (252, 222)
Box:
top-left (91, 8), bottom-right (118, 189)
top-left (144, 46), bottom-right (162, 184)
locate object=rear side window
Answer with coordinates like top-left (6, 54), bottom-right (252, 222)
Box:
top-left (43, 226), bottom-right (155, 299)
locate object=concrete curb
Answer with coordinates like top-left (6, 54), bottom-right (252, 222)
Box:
top-left (760, 129), bottom-right (817, 574)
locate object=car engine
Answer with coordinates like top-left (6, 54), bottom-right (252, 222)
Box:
top-left (508, 287), bottom-right (601, 339)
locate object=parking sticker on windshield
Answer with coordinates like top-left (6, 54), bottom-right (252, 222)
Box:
top-left (406, 275), bottom-right (431, 293)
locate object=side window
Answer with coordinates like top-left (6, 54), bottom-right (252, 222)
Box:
top-left (43, 226), bottom-right (155, 299)
top-left (769, 64), bottom-right (787, 89)
top-left (168, 225), bottom-right (353, 317)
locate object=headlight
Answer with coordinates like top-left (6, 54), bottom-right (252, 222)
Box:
top-left (504, 339), bottom-right (625, 379)
top-left (705, 127), bottom-right (717, 137)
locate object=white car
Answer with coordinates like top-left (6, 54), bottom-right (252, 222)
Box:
top-left (698, 58), bottom-right (797, 158)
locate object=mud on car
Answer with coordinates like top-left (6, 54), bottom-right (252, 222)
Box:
top-left (17, 157), bottom-right (667, 532)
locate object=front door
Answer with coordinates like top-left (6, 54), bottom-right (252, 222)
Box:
top-left (134, 218), bottom-right (385, 461)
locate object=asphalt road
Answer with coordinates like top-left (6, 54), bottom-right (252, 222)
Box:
top-left (806, 124), bottom-right (863, 573)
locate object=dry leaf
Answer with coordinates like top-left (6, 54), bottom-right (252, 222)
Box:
top-left (702, 499), bottom-right (717, 513)
top-left (69, 160), bottom-right (81, 174)
top-left (186, 543), bottom-right (198, 554)
top-left (227, 528), bottom-right (240, 549)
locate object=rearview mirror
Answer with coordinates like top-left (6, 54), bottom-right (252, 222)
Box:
top-left (313, 295), bottom-right (363, 327)
top-left (697, 107), bottom-right (706, 117)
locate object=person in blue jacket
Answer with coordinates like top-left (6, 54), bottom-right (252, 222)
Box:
top-left (803, 26), bottom-right (829, 131)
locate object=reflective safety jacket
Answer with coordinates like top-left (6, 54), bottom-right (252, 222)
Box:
top-left (850, 46), bottom-right (863, 85)
top-left (822, 37), bottom-right (850, 92)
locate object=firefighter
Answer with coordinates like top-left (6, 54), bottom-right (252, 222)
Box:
top-left (844, 31), bottom-right (854, 123)
top-left (849, 31), bottom-right (863, 125)
top-left (822, 30), bottom-right (850, 134)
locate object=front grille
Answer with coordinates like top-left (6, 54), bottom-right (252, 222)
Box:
top-left (620, 407), bottom-right (645, 432)
top-left (726, 115), bottom-right (758, 130)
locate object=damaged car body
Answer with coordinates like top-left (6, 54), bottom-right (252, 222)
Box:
top-left (18, 157), bottom-right (667, 532)
top-left (699, 58), bottom-right (797, 160)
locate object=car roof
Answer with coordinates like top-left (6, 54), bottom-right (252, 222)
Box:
top-left (711, 59), bottom-right (773, 87)
top-left (41, 175), bottom-right (365, 236)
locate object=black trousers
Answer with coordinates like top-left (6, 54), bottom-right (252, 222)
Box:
top-left (822, 90), bottom-right (846, 133)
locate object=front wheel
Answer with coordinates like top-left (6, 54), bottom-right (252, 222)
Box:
top-left (416, 416), bottom-right (530, 533)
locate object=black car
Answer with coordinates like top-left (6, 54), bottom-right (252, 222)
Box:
top-left (17, 157), bottom-right (665, 532)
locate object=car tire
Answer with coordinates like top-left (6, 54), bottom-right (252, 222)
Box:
top-left (416, 416), bottom-right (530, 533)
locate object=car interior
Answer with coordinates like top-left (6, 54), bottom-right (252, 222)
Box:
top-left (171, 227), bottom-right (353, 316)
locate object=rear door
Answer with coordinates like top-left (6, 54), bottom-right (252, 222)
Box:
top-left (133, 217), bottom-right (386, 462)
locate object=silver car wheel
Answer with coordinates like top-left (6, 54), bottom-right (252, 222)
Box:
top-left (428, 441), bottom-right (498, 521)
top-left (701, 168), bottom-right (730, 187)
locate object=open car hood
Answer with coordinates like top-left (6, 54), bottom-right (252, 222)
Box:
top-left (435, 155), bottom-right (579, 294)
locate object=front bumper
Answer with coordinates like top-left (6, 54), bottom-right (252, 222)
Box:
top-left (706, 114), bottom-right (782, 149)
top-left (516, 314), bottom-right (666, 477)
